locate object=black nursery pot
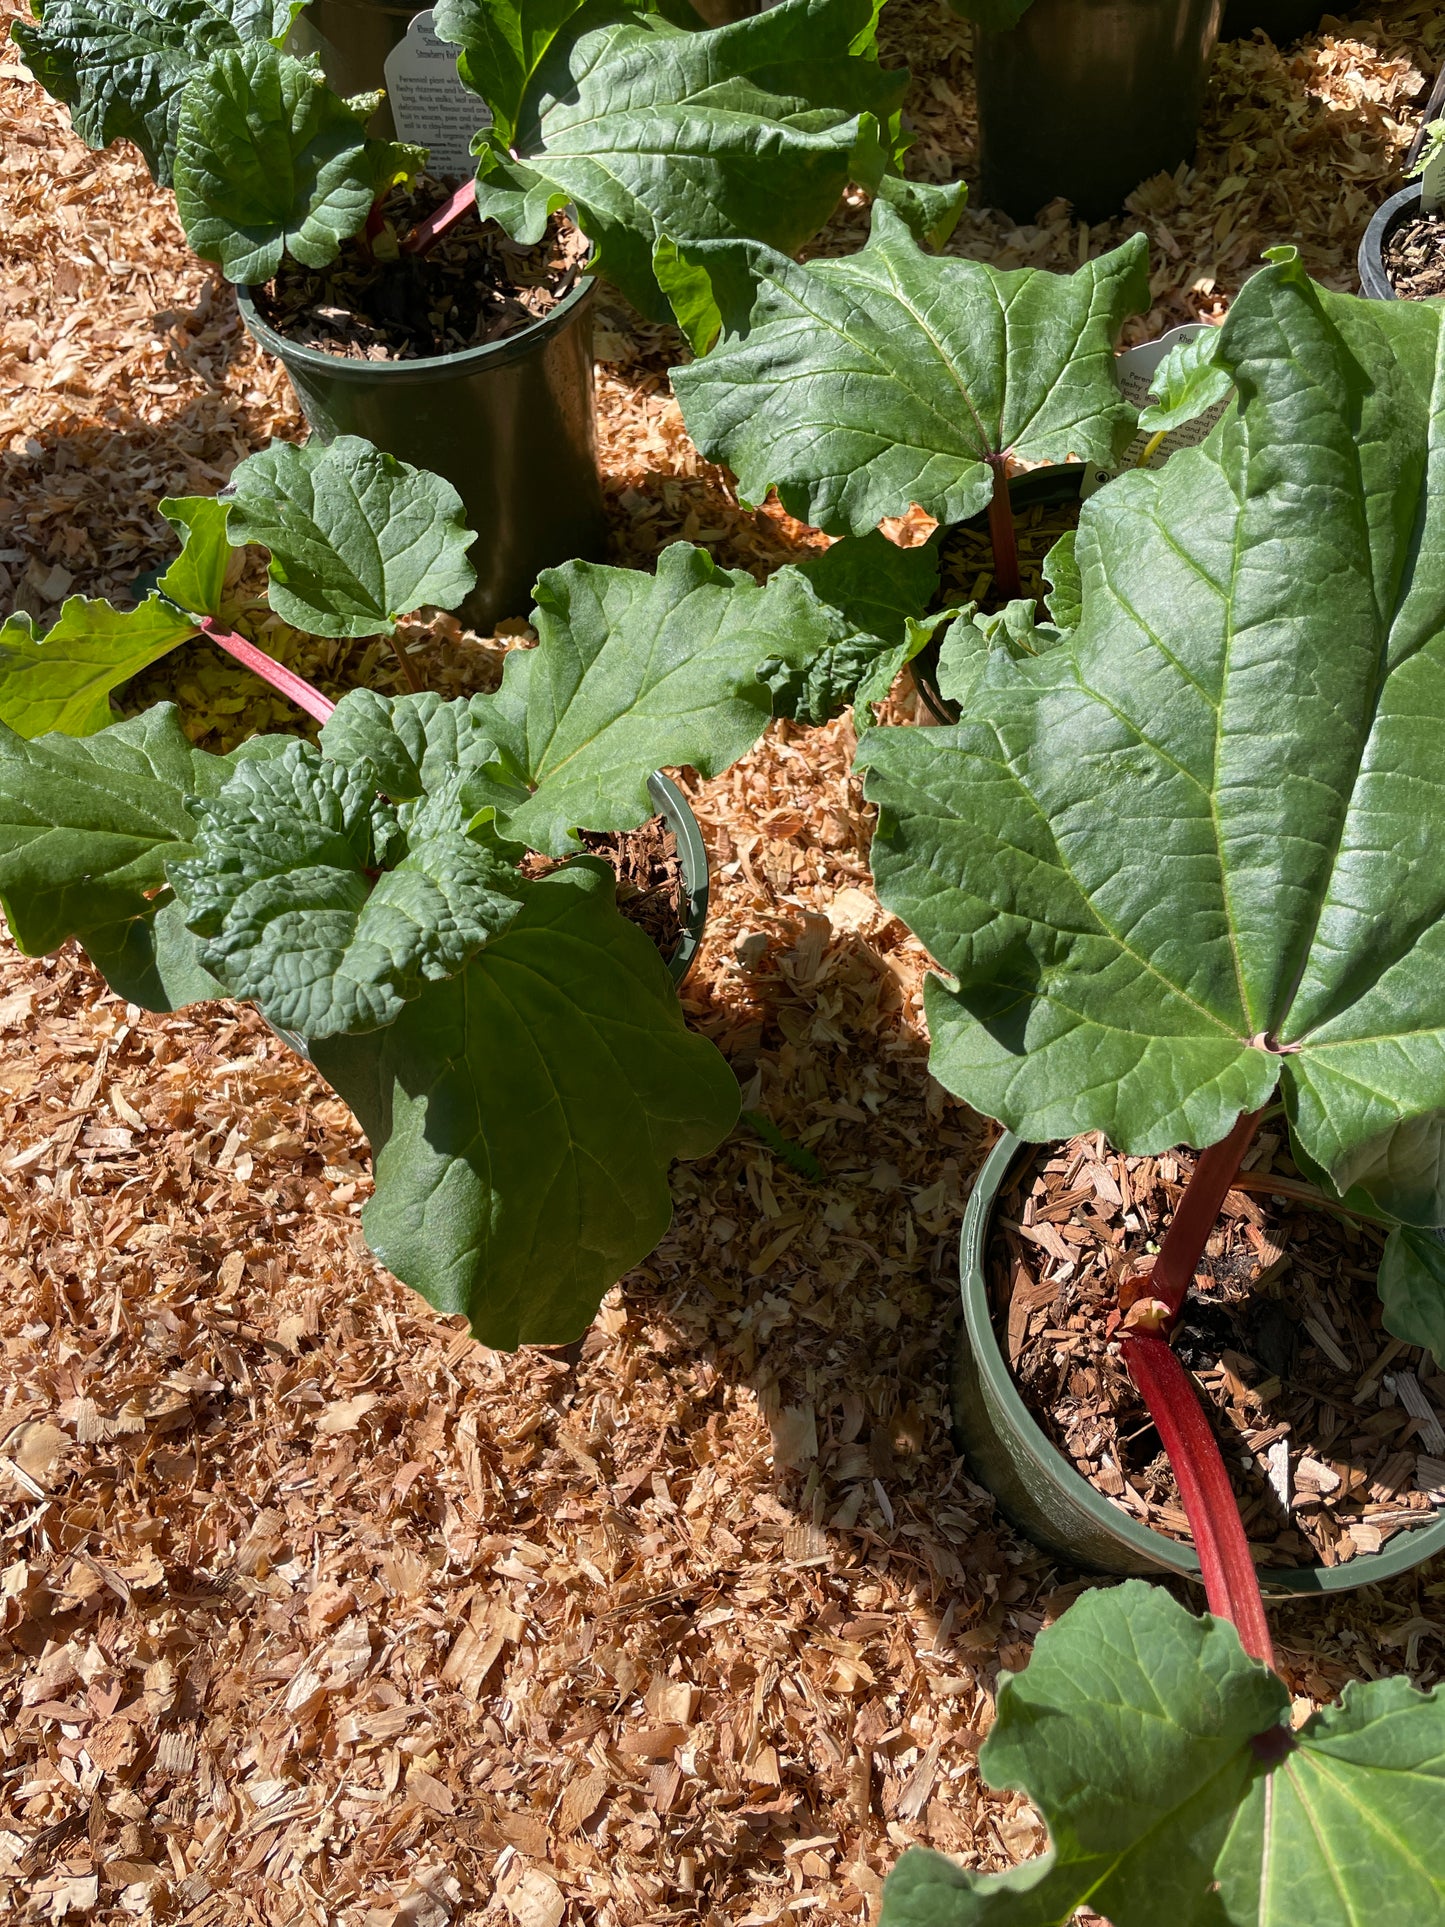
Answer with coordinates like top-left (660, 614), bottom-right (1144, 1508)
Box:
top-left (1219, 0), bottom-right (1324, 41)
top-left (954, 1134), bottom-right (1445, 1598)
top-left (1357, 183), bottom-right (1420, 301)
top-left (974, 0), bottom-right (1224, 223)
top-left (236, 276), bottom-right (607, 634)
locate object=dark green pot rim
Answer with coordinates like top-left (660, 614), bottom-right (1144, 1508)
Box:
top-left (646, 770), bottom-right (709, 988)
top-left (959, 1131), bottom-right (1445, 1596)
top-left (235, 257), bottom-right (597, 384)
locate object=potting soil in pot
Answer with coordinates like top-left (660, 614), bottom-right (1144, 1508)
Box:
top-left (936, 491), bottom-right (1081, 615)
top-left (1381, 212), bottom-right (1445, 299)
top-left (524, 816), bottom-right (688, 964)
top-left (254, 176), bottom-right (591, 360)
top-left (989, 1132), bottom-right (1445, 1568)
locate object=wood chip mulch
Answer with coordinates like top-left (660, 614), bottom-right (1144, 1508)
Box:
top-left (1382, 206), bottom-right (1445, 292)
top-left (4, 2), bottom-right (1445, 1922)
top-left (996, 1133), bottom-right (1445, 1570)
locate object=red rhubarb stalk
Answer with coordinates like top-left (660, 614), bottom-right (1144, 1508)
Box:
top-left (1133, 1106), bottom-right (1268, 1324)
top-left (986, 454), bottom-right (1021, 599)
top-left (1122, 1331), bottom-right (1276, 1671)
top-left (198, 616), bottom-right (335, 725)
top-left (401, 179), bottom-right (476, 255)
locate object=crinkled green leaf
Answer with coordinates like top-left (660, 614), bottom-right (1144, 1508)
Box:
top-left (13, 0), bottom-right (298, 185)
top-left (448, 0), bottom-right (914, 321)
top-left (760, 531), bottom-right (940, 726)
top-left (310, 859), bottom-right (740, 1348)
top-left (0, 595), bottom-right (198, 739)
top-left (172, 45), bottom-right (390, 283)
top-left (868, 168), bottom-right (968, 251)
top-left (454, 540), bottom-right (922, 856)
top-left (225, 436), bottom-right (477, 636)
top-left (0, 703), bottom-right (280, 956)
top-left (168, 735), bottom-right (526, 1039)
top-left (859, 252), bottom-right (1445, 1224)
top-left (881, 1582), bottom-right (1445, 1927)
top-left (1379, 1224), bottom-right (1445, 1365)
top-left (157, 493), bottom-right (235, 617)
top-left (1138, 325), bottom-right (1233, 438)
top-left (671, 207), bottom-right (1149, 537)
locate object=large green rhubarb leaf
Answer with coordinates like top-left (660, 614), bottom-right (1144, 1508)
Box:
top-left (13, 0), bottom-right (298, 185)
top-left (173, 45), bottom-right (408, 283)
top-left (0, 703), bottom-right (281, 957)
top-left (858, 250), bottom-right (1445, 1241)
top-left (880, 1583), bottom-right (1445, 1927)
top-left (226, 437), bottom-right (477, 636)
top-left (432, 0), bottom-right (597, 148)
top-left (448, 538), bottom-right (932, 856)
top-left (674, 206), bottom-right (1148, 535)
top-left (0, 595), bottom-right (198, 739)
top-left (311, 859), bottom-right (740, 1348)
top-left (168, 735), bottom-right (525, 1039)
top-left (670, 206), bottom-right (1148, 536)
top-left (439, 0), bottom-right (936, 323)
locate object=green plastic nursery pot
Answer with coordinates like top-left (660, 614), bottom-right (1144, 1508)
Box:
top-left (1219, 0), bottom-right (1324, 40)
top-left (235, 277), bottom-right (607, 634)
top-left (954, 1132), bottom-right (1445, 1598)
top-left (974, 0), bottom-right (1224, 223)
top-left (287, 0), bottom-right (418, 138)
top-left (1357, 183), bottom-right (1419, 300)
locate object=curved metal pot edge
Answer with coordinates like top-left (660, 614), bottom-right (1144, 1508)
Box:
top-left (956, 1130), bottom-right (1445, 1598)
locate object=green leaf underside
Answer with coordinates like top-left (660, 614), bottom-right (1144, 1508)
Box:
top-left (445, 539), bottom-right (931, 855)
top-left (0, 704), bottom-right (284, 957)
top-left (172, 44), bottom-right (385, 283)
top-left (454, 0), bottom-right (910, 320)
top-left (431, 0), bottom-right (597, 149)
top-left (226, 437), bottom-right (478, 636)
top-left (0, 595), bottom-right (198, 739)
top-left (157, 493), bottom-right (235, 617)
top-left (168, 739), bottom-right (527, 1040)
top-left (311, 860), bottom-right (739, 1348)
top-left (1379, 1225), bottom-right (1445, 1363)
top-left (13, 0), bottom-right (297, 185)
top-left (879, 1583), bottom-right (1445, 1927)
top-left (670, 207), bottom-right (1149, 537)
top-left (858, 253), bottom-right (1445, 1230)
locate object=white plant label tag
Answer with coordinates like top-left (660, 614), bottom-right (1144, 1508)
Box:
top-left (383, 9), bottom-right (492, 179)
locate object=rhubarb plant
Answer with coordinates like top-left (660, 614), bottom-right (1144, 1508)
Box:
top-left (670, 206), bottom-right (1149, 592)
top-left (0, 435), bottom-right (476, 737)
top-left (0, 512), bottom-right (935, 1345)
top-left (432, 0), bottom-right (965, 328)
top-left (16, 0), bottom-right (423, 280)
top-left (859, 251), bottom-right (1445, 1918)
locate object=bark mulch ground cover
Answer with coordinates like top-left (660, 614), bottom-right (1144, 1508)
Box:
top-left (3, 3), bottom-right (1445, 1923)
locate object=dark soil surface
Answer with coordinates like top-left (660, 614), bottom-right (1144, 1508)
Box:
top-left (524, 815), bottom-right (688, 964)
top-left (257, 177), bottom-right (590, 360)
top-left (990, 1132), bottom-right (1445, 1568)
top-left (1382, 211), bottom-right (1445, 299)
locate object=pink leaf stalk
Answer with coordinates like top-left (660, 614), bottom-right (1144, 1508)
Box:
top-left (1122, 1330), bottom-right (1276, 1671)
top-left (198, 616), bottom-right (335, 724)
top-left (400, 180), bottom-right (477, 255)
